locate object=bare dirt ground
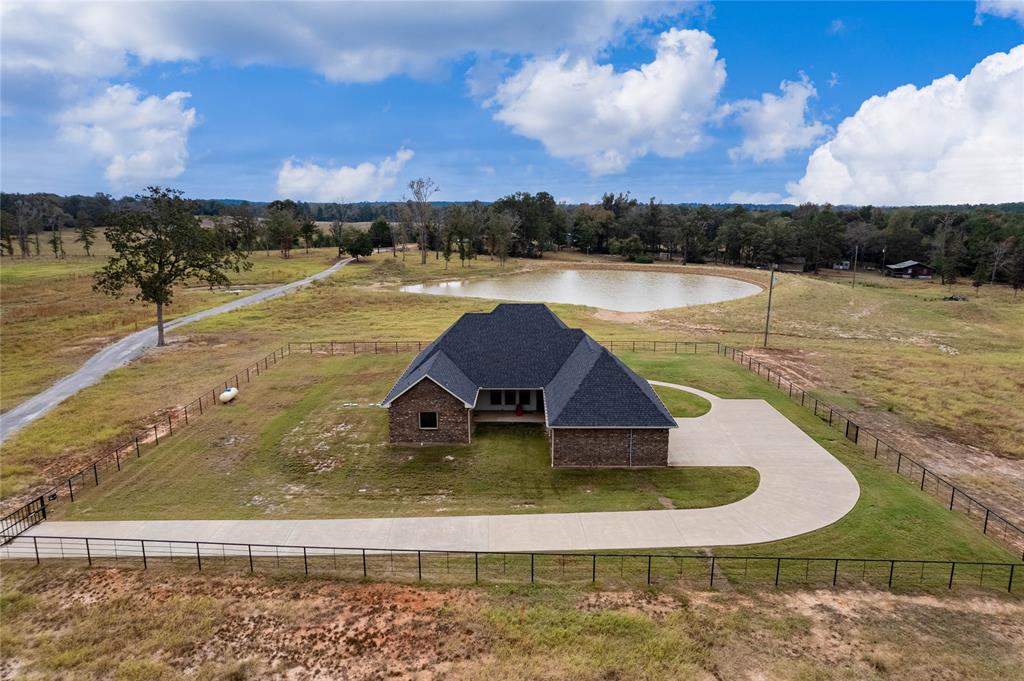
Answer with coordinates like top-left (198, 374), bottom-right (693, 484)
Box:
top-left (2, 566), bottom-right (1021, 680)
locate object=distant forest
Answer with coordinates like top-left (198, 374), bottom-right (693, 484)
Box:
top-left (2, 190), bottom-right (1023, 289)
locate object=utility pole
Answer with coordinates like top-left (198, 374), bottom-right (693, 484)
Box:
top-left (851, 244), bottom-right (859, 288)
top-left (763, 263), bottom-right (776, 348)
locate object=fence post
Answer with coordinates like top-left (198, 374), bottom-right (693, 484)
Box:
top-left (832, 559), bottom-right (839, 586)
top-left (33, 536), bottom-right (39, 565)
top-left (531, 554), bottom-right (535, 583)
top-left (592, 554), bottom-right (597, 583)
top-left (303, 547), bottom-right (308, 575)
top-left (168, 414), bottom-right (172, 436)
top-left (362, 549), bottom-right (367, 578)
top-left (135, 435), bottom-right (141, 457)
top-left (949, 486), bottom-right (956, 510)
top-left (948, 562), bottom-right (956, 589)
top-left (183, 405), bottom-right (188, 426)
top-left (196, 543), bottom-right (202, 571)
top-left (896, 452), bottom-right (902, 474)
top-left (1010, 564), bottom-right (1015, 593)
top-left (39, 495), bottom-right (47, 520)
top-left (85, 537), bottom-right (92, 566)
top-left (248, 545), bottom-right (254, 573)
top-left (647, 555), bottom-right (652, 585)
top-left (115, 449), bottom-right (121, 471)
top-left (417, 551), bottom-right (422, 580)
top-left (874, 439), bottom-right (879, 458)
top-left (93, 462), bottom-right (99, 485)
top-left (888, 561), bottom-right (895, 589)
top-left (983, 509), bottom-right (990, 534)
top-left (154, 424), bottom-right (159, 445)
top-left (775, 558), bottom-right (781, 586)
top-left (709, 556), bottom-right (715, 588)
top-left (68, 478), bottom-right (74, 502)
top-left (920, 468), bottom-right (926, 490)
top-left (141, 540), bottom-right (147, 569)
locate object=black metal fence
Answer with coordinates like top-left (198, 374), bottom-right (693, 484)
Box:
top-left (2, 535), bottom-right (1019, 595)
top-left (0, 346), bottom-right (290, 541)
top-left (712, 344), bottom-right (1024, 561)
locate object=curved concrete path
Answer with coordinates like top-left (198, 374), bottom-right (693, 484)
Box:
top-left (0, 258), bottom-right (352, 444)
top-left (17, 382), bottom-right (860, 554)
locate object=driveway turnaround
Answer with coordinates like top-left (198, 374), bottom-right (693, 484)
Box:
top-left (0, 258), bottom-right (351, 444)
top-left (15, 382), bottom-right (860, 554)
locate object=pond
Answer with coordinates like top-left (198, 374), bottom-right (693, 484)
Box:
top-left (400, 269), bottom-right (762, 312)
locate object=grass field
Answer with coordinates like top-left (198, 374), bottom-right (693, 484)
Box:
top-left (0, 232), bottom-right (340, 410)
top-left (51, 354), bottom-right (756, 520)
top-left (38, 351), bottom-right (1018, 564)
top-left (2, 248), bottom-right (1021, 530)
top-left (2, 565), bottom-right (1021, 680)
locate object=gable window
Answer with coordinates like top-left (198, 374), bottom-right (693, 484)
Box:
top-left (419, 411), bottom-right (438, 429)
top-left (504, 390), bottom-right (517, 405)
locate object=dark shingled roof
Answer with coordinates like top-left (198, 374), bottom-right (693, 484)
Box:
top-left (382, 304), bottom-right (676, 429)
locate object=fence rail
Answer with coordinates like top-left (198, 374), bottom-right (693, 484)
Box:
top-left (4, 336), bottom-right (1022, 566)
top-left (2, 535), bottom-right (1019, 595)
top-left (0, 345), bottom-right (290, 541)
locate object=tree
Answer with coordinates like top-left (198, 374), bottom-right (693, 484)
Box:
top-left (1007, 241), bottom-right (1024, 296)
top-left (74, 212), bottom-right (97, 255)
top-left (329, 220), bottom-right (345, 258)
top-left (299, 219), bottom-right (317, 253)
top-left (0, 210), bottom-right (14, 255)
top-left (227, 204), bottom-right (259, 254)
top-left (264, 208), bottom-right (297, 258)
top-left (48, 226), bottom-right (65, 258)
top-left (930, 214), bottom-right (964, 289)
top-left (94, 187), bottom-right (250, 346)
top-left (340, 226), bottom-right (373, 261)
top-left (407, 177), bottom-right (439, 264)
top-left (989, 236), bottom-right (1015, 283)
top-left (485, 209), bottom-right (518, 266)
top-left (368, 215), bottom-right (392, 252)
top-left (609, 234), bottom-right (644, 261)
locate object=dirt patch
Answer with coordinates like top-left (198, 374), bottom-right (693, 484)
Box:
top-left (593, 308), bottom-right (653, 324)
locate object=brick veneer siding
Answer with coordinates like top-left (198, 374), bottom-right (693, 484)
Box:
top-left (388, 379), bottom-right (471, 444)
top-left (551, 428), bottom-right (669, 467)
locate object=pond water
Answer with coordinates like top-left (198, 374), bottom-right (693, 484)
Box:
top-left (401, 269), bottom-right (761, 312)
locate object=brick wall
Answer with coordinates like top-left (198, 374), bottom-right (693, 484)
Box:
top-left (388, 380), bottom-right (470, 444)
top-left (551, 428), bottom-right (669, 467)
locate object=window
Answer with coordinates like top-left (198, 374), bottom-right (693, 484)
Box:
top-left (489, 391), bottom-right (502, 406)
top-left (518, 390), bottom-right (532, 406)
top-left (419, 411), bottom-right (438, 429)
top-left (504, 390), bottom-right (517, 406)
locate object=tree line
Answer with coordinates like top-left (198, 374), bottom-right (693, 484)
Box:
top-left (3, 188), bottom-right (1023, 289)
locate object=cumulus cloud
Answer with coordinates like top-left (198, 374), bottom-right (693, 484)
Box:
top-left (722, 73), bottom-right (831, 163)
top-left (489, 28), bottom-right (727, 175)
top-left (785, 45), bottom-right (1024, 205)
top-left (276, 148), bottom-right (415, 201)
top-left (975, 0), bottom-right (1024, 25)
top-left (58, 84), bottom-right (197, 188)
top-left (0, 1), bottom-right (683, 86)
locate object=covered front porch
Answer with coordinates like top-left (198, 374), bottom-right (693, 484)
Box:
top-left (473, 388), bottom-right (546, 424)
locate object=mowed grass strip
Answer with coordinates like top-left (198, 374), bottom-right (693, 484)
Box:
top-left (54, 353), bottom-right (757, 520)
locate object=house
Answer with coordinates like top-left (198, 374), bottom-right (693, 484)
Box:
top-left (884, 260), bottom-right (934, 279)
top-left (381, 304), bottom-right (677, 467)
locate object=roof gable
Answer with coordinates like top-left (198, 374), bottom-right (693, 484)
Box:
top-left (383, 304), bottom-right (675, 428)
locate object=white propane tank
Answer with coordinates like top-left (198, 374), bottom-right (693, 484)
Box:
top-left (219, 387), bottom-right (239, 404)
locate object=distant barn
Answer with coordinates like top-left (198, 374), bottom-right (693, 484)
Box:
top-left (884, 260), bottom-right (933, 279)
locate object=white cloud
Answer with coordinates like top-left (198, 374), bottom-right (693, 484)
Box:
top-left (728, 191), bottom-right (785, 204)
top-left (975, 0), bottom-right (1024, 25)
top-left (0, 1), bottom-right (684, 86)
top-left (276, 148), bottom-right (415, 201)
top-left (58, 84), bottom-right (197, 188)
top-left (785, 45), bottom-right (1024, 205)
top-left (827, 19), bottom-right (846, 34)
top-left (489, 28), bottom-right (727, 175)
top-left (723, 73), bottom-right (831, 163)
top-left (828, 72), bottom-right (840, 88)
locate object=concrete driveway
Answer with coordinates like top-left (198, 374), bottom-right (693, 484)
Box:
top-left (17, 382), bottom-right (860, 553)
top-left (0, 258), bottom-right (351, 444)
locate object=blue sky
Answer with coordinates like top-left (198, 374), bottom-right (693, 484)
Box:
top-left (2, 1), bottom-right (1022, 205)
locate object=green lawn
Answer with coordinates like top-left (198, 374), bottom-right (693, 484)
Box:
top-left (45, 351), bottom-right (1017, 565)
top-left (54, 353), bottom-right (756, 520)
top-left (651, 384), bottom-right (711, 417)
